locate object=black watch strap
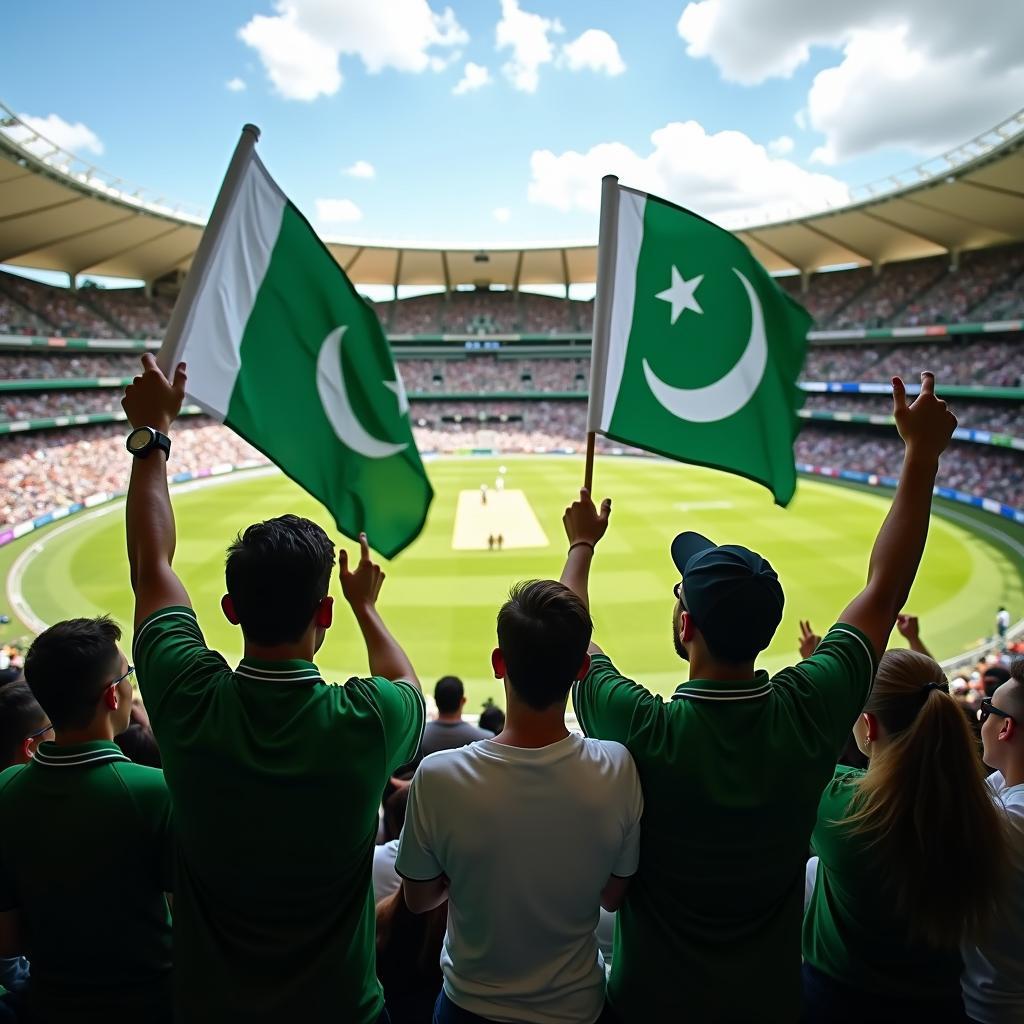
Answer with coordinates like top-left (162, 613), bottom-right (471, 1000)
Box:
top-left (126, 426), bottom-right (172, 461)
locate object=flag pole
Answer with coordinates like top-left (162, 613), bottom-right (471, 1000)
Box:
top-left (585, 174), bottom-right (620, 492)
top-left (156, 123), bottom-right (261, 376)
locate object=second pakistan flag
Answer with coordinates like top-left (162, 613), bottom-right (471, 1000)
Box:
top-left (587, 179), bottom-right (812, 505)
top-left (159, 127), bottom-right (432, 558)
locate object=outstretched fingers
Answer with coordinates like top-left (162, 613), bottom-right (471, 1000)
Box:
top-left (891, 376), bottom-right (907, 415)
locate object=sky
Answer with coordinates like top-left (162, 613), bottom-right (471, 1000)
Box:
top-left (5, 0), bottom-right (1024, 264)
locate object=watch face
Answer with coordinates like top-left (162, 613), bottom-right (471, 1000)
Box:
top-left (127, 427), bottom-right (154, 453)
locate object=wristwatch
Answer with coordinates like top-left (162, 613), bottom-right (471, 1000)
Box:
top-left (125, 426), bottom-right (171, 461)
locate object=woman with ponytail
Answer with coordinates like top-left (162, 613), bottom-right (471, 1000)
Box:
top-left (802, 648), bottom-right (1010, 1024)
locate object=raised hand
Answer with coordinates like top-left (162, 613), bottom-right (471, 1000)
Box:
top-left (896, 614), bottom-right (919, 642)
top-left (798, 619), bottom-right (821, 659)
top-left (339, 532), bottom-right (385, 610)
top-left (892, 372), bottom-right (957, 462)
top-left (563, 487), bottom-right (612, 548)
top-left (121, 354), bottom-right (187, 433)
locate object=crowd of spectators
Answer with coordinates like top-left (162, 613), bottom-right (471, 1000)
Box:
top-left (0, 273), bottom-right (118, 338)
top-left (0, 296), bottom-right (50, 337)
top-left (0, 390), bottom-right (126, 422)
top-left (777, 267), bottom-right (874, 324)
top-left (801, 394), bottom-right (1024, 436)
top-left (79, 287), bottom-right (171, 338)
top-left (831, 257), bottom-right (950, 330)
top-left (0, 353), bottom-right (140, 380)
top-left (396, 357), bottom-right (589, 393)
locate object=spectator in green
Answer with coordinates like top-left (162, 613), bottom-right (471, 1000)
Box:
top-left (121, 355), bottom-right (425, 1024)
top-left (0, 617), bottom-right (172, 1024)
top-left (559, 372), bottom-right (958, 1022)
top-left (802, 648), bottom-right (1007, 1022)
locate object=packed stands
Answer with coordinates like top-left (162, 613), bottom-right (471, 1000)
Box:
top-left (80, 287), bottom-right (172, 338)
top-left (0, 353), bottom-right (140, 379)
top-left (801, 394), bottom-right (1024, 436)
top-left (0, 272), bottom-right (118, 338)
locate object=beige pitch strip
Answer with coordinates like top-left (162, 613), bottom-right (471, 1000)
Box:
top-left (451, 488), bottom-right (550, 551)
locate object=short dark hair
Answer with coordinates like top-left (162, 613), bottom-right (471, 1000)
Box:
top-left (434, 675), bottom-right (465, 714)
top-left (0, 681), bottom-right (47, 769)
top-left (24, 617), bottom-right (122, 731)
top-left (479, 699), bottom-right (505, 735)
top-left (983, 665), bottom-right (1012, 698)
top-left (225, 515), bottom-right (335, 645)
top-left (496, 580), bottom-right (592, 711)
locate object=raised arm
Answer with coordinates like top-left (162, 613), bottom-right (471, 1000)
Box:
top-left (839, 372), bottom-right (957, 659)
top-left (123, 355), bottom-right (191, 628)
top-left (339, 533), bottom-right (420, 689)
top-left (895, 614), bottom-right (933, 659)
top-left (560, 488), bottom-right (612, 655)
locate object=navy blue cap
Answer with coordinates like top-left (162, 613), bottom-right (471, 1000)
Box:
top-left (670, 531), bottom-right (785, 661)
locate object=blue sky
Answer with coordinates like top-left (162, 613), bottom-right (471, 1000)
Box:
top-left (5, 0), bottom-right (1023, 255)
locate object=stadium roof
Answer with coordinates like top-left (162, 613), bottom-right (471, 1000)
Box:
top-left (2, 101), bottom-right (1024, 289)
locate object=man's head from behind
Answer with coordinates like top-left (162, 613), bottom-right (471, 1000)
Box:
top-left (980, 658), bottom-right (1024, 774)
top-left (671, 532), bottom-right (784, 666)
top-left (223, 515), bottom-right (336, 648)
top-left (23, 616), bottom-right (131, 737)
top-left (493, 580), bottom-right (592, 712)
top-left (434, 675), bottom-right (465, 716)
top-left (0, 680), bottom-right (50, 768)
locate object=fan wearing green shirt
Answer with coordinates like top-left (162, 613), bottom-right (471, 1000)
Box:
top-left (121, 355), bottom-right (426, 1024)
top-left (559, 371), bottom-right (958, 1023)
top-left (801, 647), bottom-right (1009, 1023)
top-left (0, 616), bottom-right (173, 1024)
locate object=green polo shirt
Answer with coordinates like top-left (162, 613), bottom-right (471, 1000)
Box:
top-left (572, 623), bottom-right (876, 1023)
top-left (0, 741), bottom-right (172, 1024)
top-left (803, 765), bottom-right (962, 997)
top-left (133, 606), bottom-right (425, 1024)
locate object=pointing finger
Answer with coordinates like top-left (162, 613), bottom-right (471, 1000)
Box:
top-left (599, 497), bottom-right (612, 520)
top-left (140, 353), bottom-right (160, 374)
top-left (338, 548), bottom-right (349, 574)
top-left (173, 362), bottom-right (188, 393)
top-left (891, 376), bottom-right (907, 414)
top-left (359, 532), bottom-right (371, 563)
top-left (919, 371), bottom-right (935, 397)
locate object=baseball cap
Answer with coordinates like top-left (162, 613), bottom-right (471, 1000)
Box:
top-left (671, 531), bottom-right (785, 661)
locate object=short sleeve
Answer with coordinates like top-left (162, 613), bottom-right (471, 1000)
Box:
top-left (771, 622), bottom-right (878, 755)
top-left (611, 748), bottom-right (644, 878)
top-left (394, 768), bottom-right (443, 881)
top-left (120, 765), bottom-right (175, 892)
top-left (573, 654), bottom-right (664, 750)
top-left (132, 607), bottom-right (229, 723)
top-left (360, 677), bottom-right (426, 775)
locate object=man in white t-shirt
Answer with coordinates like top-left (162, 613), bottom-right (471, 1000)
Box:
top-left (963, 665), bottom-right (1024, 1024)
top-left (397, 579), bottom-right (642, 1024)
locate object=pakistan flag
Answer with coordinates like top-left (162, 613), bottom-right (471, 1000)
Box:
top-left (588, 181), bottom-right (811, 505)
top-left (160, 127), bottom-right (432, 557)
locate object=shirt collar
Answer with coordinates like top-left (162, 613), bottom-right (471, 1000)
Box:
top-left (671, 670), bottom-right (773, 703)
top-left (235, 657), bottom-right (323, 684)
top-left (32, 740), bottom-right (130, 768)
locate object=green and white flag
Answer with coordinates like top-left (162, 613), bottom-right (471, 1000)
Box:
top-left (588, 180), bottom-right (811, 505)
top-left (160, 127), bottom-right (432, 558)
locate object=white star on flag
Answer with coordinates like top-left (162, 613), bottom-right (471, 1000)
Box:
top-left (384, 371), bottom-right (410, 416)
top-left (656, 266), bottom-right (704, 325)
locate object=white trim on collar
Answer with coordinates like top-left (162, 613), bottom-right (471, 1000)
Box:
top-left (33, 748), bottom-right (130, 768)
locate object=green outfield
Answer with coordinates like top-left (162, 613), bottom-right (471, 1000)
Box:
top-left (3, 456), bottom-right (1023, 707)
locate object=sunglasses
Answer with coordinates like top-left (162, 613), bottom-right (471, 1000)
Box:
top-left (978, 697), bottom-right (1013, 725)
top-left (25, 721), bottom-right (53, 741)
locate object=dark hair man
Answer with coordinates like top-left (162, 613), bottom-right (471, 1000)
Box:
top-left (399, 580), bottom-right (642, 1024)
top-left (560, 372), bottom-right (957, 1022)
top-left (419, 676), bottom-right (493, 758)
top-left (122, 356), bottom-right (425, 1024)
top-left (0, 680), bottom-right (50, 769)
top-left (0, 617), bottom-right (172, 1023)
top-left (963, 659), bottom-right (1024, 1021)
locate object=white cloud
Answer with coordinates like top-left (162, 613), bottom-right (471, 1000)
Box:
top-left (453, 61), bottom-right (492, 94)
top-left (496, 0), bottom-right (563, 92)
top-left (11, 113), bottom-right (104, 157)
top-left (560, 29), bottom-right (626, 76)
top-left (676, 0), bottom-right (1024, 162)
top-left (528, 120), bottom-right (849, 225)
top-left (240, 0), bottom-right (468, 101)
top-left (315, 198), bottom-right (363, 226)
top-left (225, 77), bottom-right (247, 92)
top-left (493, 206), bottom-right (511, 223)
top-left (768, 135), bottom-right (794, 156)
top-left (344, 160), bottom-right (376, 179)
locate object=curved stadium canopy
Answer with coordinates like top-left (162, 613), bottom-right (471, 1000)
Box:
top-left (1, 101), bottom-right (1024, 290)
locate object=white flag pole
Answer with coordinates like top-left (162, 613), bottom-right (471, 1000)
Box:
top-left (584, 174), bottom-right (620, 492)
top-left (156, 123), bottom-right (261, 376)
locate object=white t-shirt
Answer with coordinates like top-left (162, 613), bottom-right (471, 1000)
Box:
top-left (962, 771), bottom-right (1024, 1023)
top-left (396, 733), bottom-right (643, 1024)
top-left (372, 839), bottom-right (401, 904)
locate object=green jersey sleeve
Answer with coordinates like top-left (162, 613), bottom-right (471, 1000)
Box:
top-left (118, 764), bottom-right (175, 892)
top-left (351, 677), bottom-right (426, 776)
top-left (773, 623), bottom-right (878, 756)
top-left (572, 654), bottom-right (664, 749)
top-left (132, 607), bottom-right (230, 724)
